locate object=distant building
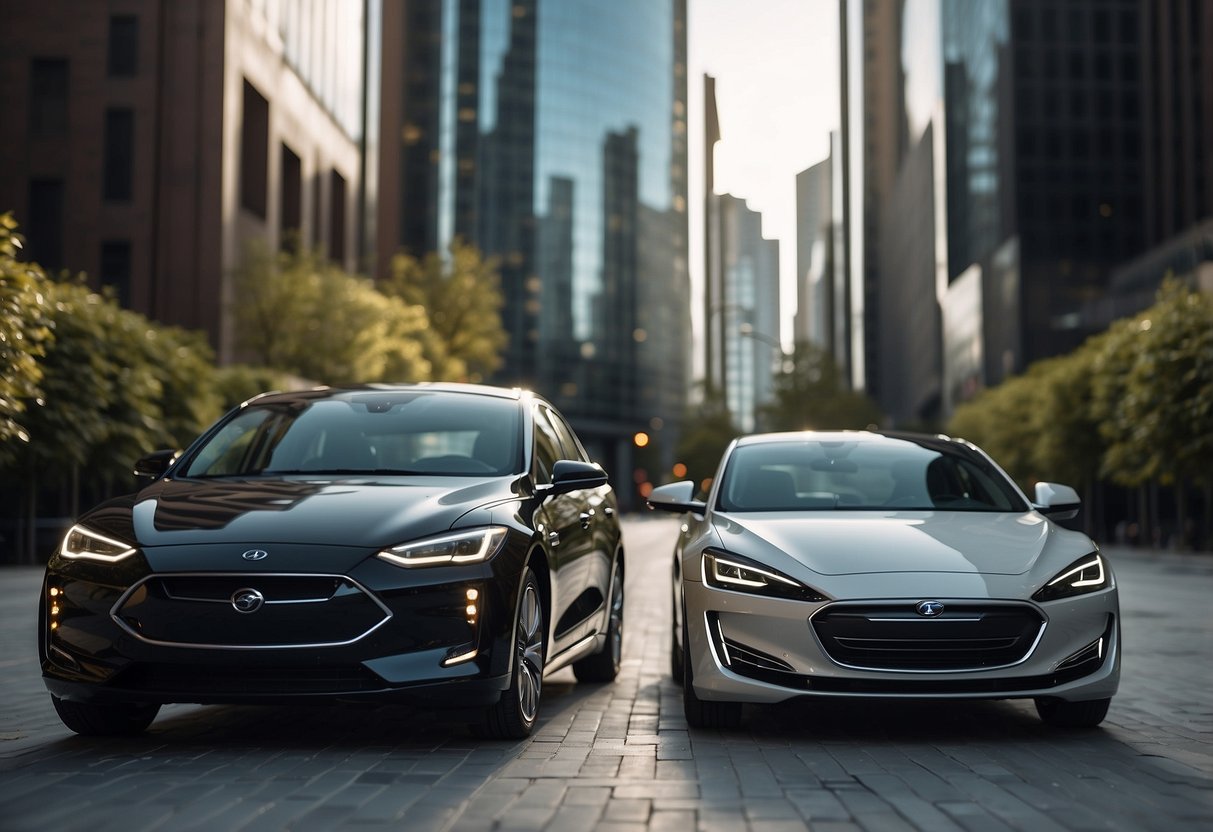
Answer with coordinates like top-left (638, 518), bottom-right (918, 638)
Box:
top-left (377, 0), bottom-right (690, 494)
top-left (0, 0), bottom-right (379, 362)
top-left (717, 194), bottom-right (780, 433)
top-left (794, 157), bottom-right (833, 352)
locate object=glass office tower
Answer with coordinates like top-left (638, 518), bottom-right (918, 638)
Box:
top-left (381, 0), bottom-right (690, 497)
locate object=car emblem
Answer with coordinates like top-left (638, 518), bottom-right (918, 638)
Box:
top-left (231, 588), bottom-right (265, 613)
top-left (916, 600), bottom-right (945, 617)
top-left (241, 549), bottom-right (269, 561)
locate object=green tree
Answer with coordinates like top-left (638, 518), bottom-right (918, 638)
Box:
top-left (0, 214), bottom-right (54, 464)
top-left (674, 384), bottom-right (739, 493)
top-left (382, 240), bottom-right (507, 382)
top-left (232, 243), bottom-right (432, 384)
top-left (1092, 279), bottom-right (1213, 545)
top-left (21, 280), bottom-right (220, 487)
top-left (213, 364), bottom-right (306, 411)
top-left (947, 371), bottom-right (1043, 489)
top-left (759, 341), bottom-right (883, 432)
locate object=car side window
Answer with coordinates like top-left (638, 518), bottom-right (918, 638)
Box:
top-left (532, 408), bottom-right (563, 485)
top-left (544, 407), bottom-right (589, 463)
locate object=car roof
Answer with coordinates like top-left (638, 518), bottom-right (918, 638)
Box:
top-left (735, 430), bottom-right (935, 445)
top-left (733, 430), bottom-right (980, 454)
top-left (243, 382), bottom-right (536, 408)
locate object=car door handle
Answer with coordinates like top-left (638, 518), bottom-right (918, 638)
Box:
top-left (580, 512), bottom-right (593, 529)
top-left (548, 531), bottom-right (561, 547)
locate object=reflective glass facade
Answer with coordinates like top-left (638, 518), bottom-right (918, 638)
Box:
top-left (387, 0), bottom-right (689, 483)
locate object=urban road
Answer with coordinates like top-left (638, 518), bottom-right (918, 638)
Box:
top-left (1, 516), bottom-right (1211, 832)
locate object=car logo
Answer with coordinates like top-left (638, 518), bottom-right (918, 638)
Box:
top-left (916, 600), bottom-right (945, 617)
top-left (231, 588), bottom-right (265, 613)
top-left (241, 549), bottom-right (269, 561)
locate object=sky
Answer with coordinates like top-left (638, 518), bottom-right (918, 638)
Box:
top-left (687, 0), bottom-right (840, 353)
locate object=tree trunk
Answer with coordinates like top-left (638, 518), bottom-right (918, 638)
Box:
top-left (1176, 479), bottom-right (1188, 551)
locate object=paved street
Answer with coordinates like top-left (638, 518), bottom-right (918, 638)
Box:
top-left (1, 515), bottom-right (1211, 831)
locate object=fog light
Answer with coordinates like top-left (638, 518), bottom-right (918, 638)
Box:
top-left (465, 587), bottom-right (480, 625)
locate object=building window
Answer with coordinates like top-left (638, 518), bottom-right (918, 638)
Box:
top-left (108, 15), bottom-right (138, 76)
top-left (312, 171), bottom-right (323, 249)
top-left (100, 240), bottom-right (132, 307)
top-left (29, 58), bottom-right (68, 135)
top-left (240, 79), bottom-right (269, 218)
top-left (27, 179), bottom-right (64, 270)
top-left (329, 169), bottom-right (347, 263)
top-left (281, 143), bottom-right (302, 251)
top-left (103, 108), bottom-right (134, 202)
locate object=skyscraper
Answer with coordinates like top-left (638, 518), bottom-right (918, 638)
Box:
top-left (378, 0), bottom-right (690, 492)
top-left (843, 0), bottom-right (1211, 424)
top-left (717, 194), bottom-right (780, 433)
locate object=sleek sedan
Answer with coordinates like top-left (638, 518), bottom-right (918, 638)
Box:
top-left (40, 384), bottom-right (624, 738)
top-left (648, 431), bottom-right (1119, 730)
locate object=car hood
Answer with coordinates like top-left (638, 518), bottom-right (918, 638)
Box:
top-left (712, 510), bottom-right (1059, 576)
top-left (80, 475), bottom-right (524, 550)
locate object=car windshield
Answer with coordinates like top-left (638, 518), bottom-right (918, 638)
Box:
top-left (717, 438), bottom-right (1028, 513)
top-left (180, 392), bottom-right (523, 478)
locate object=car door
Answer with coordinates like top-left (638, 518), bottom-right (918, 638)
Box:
top-left (531, 406), bottom-right (596, 653)
top-left (544, 407), bottom-right (617, 615)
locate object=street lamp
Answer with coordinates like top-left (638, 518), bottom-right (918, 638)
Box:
top-left (739, 323), bottom-right (792, 372)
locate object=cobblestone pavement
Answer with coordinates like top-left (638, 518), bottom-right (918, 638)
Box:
top-left (1, 515), bottom-right (1210, 831)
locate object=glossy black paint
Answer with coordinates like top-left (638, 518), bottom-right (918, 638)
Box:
top-left (40, 384), bottom-right (622, 714)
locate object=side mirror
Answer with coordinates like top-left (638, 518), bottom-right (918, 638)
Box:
top-left (647, 481), bottom-right (707, 515)
top-left (1034, 481), bottom-right (1080, 521)
top-left (133, 449), bottom-right (180, 482)
top-left (548, 460), bottom-right (608, 495)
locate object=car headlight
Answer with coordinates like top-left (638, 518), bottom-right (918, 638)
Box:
top-left (702, 549), bottom-right (828, 602)
top-left (1033, 553), bottom-right (1109, 602)
top-left (377, 527), bottom-right (509, 568)
top-left (60, 524), bottom-right (137, 563)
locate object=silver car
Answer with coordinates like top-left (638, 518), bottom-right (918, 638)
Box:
top-left (648, 431), bottom-right (1119, 730)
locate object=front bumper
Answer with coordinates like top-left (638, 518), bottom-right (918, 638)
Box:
top-left (40, 539), bottom-right (530, 708)
top-left (684, 579), bottom-right (1120, 704)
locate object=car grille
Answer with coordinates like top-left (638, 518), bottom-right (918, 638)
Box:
top-left (810, 601), bottom-right (1045, 671)
top-left (112, 573), bottom-right (391, 649)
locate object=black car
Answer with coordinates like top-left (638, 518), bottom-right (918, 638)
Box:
top-left (39, 384), bottom-right (624, 739)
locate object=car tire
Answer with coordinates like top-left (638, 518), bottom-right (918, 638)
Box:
top-left (481, 567), bottom-right (545, 739)
top-left (51, 695), bottom-right (160, 736)
top-left (573, 560), bottom-right (624, 683)
top-left (681, 602), bottom-right (741, 730)
top-left (1034, 696), bottom-right (1111, 729)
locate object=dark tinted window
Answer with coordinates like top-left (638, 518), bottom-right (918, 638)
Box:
top-left (103, 108), bottom-right (134, 201)
top-left (329, 169), bottom-right (347, 262)
top-left (531, 408), bottom-right (563, 484)
top-left (241, 79), bottom-right (269, 217)
top-left (182, 393), bottom-right (522, 477)
top-left (718, 439), bottom-right (1027, 513)
top-left (281, 143), bottom-right (302, 250)
top-left (29, 58), bottom-right (68, 135)
top-left (100, 240), bottom-right (132, 306)
top-left (27, 179), bottom-right (64, 269)
top-left (108, 15), bottom-right (138, 76)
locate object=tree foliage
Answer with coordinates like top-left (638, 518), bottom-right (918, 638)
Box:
top-left (232, 243), bottom-right (432, 384)
top-left (1092, 278), bottom-right (1213, 488)
top-left (0, 213), bottom-right (54, 463)
top-left (382, 240), bottom-right (507, 382)
top-left (947, 278), bottom-right (1213, 509)
top-left (759, 341), bottom-right (883, 432)
top-left (19, 280), bottom-right (221, 483)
